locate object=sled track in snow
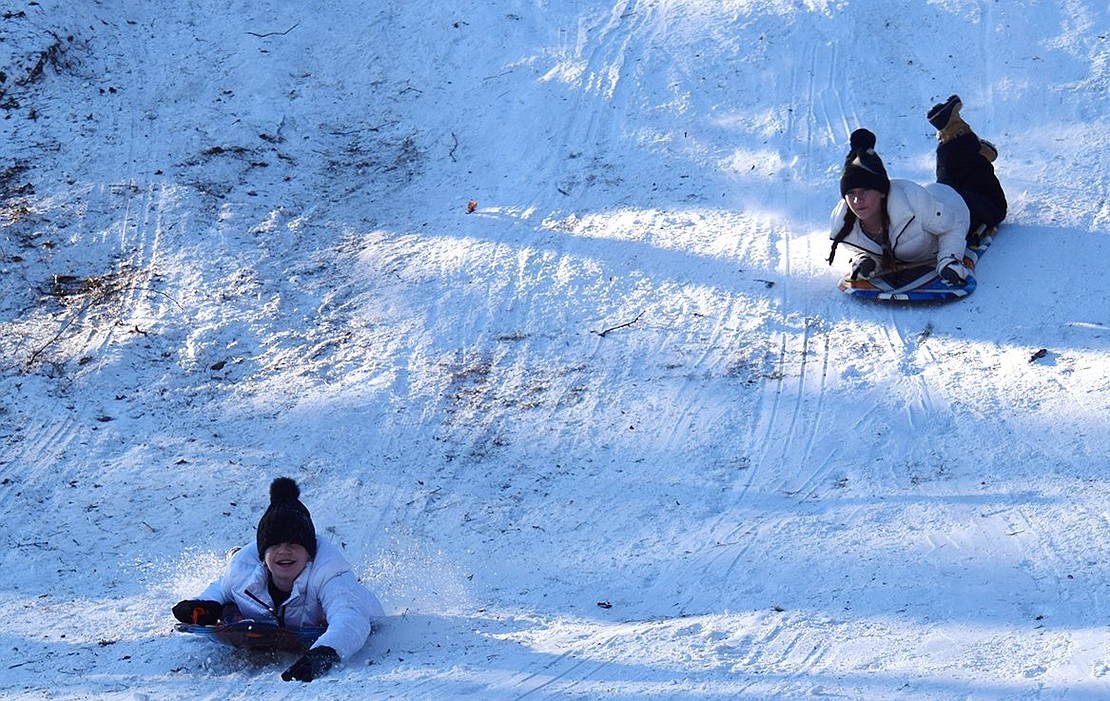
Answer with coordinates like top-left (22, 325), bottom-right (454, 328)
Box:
top-left (506, 649), bottom-right (608, 698)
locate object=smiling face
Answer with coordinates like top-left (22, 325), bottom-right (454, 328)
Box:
top-left (844, 187), bottom-right (886, 229)
top-left (263, 542), bottom-right (310, 592)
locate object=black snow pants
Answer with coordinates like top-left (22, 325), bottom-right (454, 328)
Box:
top-left (935, 132), bottom-right (1007, 241)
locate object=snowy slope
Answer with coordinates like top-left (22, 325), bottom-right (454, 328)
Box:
top-left (1, 1), bottom-right (1108, 699)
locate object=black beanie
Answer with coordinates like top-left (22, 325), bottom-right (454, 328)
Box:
top-left (839, 128), bottom-right (890, 196)
top-left (256, 477), bottom-right (317, 560)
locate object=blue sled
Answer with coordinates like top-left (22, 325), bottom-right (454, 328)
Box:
top-left (839, 229), bottom-right (995, 302)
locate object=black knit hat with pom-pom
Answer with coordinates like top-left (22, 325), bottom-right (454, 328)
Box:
top-left (840, 128), bottom-right (890, 196)
top-left (256, 477), bottom-right (317, 560)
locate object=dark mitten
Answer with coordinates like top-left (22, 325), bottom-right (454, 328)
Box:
top-left (172, 599), bottom-right (223, 626)
top-left (850, 256), bottom-right (877, 279)
top-left (936, 255), bottom-right (968, 285)
top-left (281, 645), bottom-right (340, 682)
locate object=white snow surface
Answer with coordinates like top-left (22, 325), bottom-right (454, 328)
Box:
top-left (1, 1), bottom-right (1108, 699)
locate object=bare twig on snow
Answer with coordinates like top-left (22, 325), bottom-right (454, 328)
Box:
top-left (247, 23), bottom-right (299, 38)
top-left (596, 310), bottom-right (645, 337)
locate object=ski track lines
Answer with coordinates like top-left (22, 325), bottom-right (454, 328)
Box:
top-left (505, 649), bottom-right (605, 699)
top-left (791, 39), bottom-right (846, 168)
top-left (44, 9), bottom-right (171, 365)
top-left (705, 314), bottom-right (836, 584)
top-left (742, 27), bottom-right (845, 507)
top-left (581, 0), bottom-right (643, 101)
top-left (883, 312), bottom-right (933, 434)
top-left (691, 212), bottom-right (840, 584)
top-left (548, 0), bottom-right (650, 198)
top-left (752, 317), bottom-right (833, 500)
top-left (0, 409), bottom-right (82, 521)
top-left (740, 208), bottom-right (839, 504)
top-left (494, 615), bottom-right (827, 699)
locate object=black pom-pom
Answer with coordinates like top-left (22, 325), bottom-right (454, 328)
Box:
top-left (849, 128), bottom-right (877, 152)
top-left (270, 477), bottom-right (300, 502)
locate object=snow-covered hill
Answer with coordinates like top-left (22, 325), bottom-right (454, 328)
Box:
top-left (1, 1), bottom-right (1108, 699)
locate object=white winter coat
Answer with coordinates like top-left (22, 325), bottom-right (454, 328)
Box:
top-left (830, 179), bottom-right (970, 270)
top-left (199, 536), bottom-right (384, 660)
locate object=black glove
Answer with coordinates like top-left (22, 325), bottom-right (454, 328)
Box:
top-left (172, 599), bottom-right (223, 626)
top-left (937, 255), bottom-right (968, 285)
top-left (850, 256), bottom-right (877, 279)
top-left (282, 645), bottom-right (339, 682)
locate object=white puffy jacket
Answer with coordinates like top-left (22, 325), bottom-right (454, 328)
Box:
top-left (830, 179), bottom-right (969, 270)
top-left (199, 536), bottom-right (384, 660)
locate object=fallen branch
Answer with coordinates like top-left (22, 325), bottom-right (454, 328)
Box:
top-left (27, 294), bottom-right (99, 367)
top-left (596, 310), bottom-right (644, 337)
top-left (247, 23), bottom-right (299, 38)
top-left (25, 282), bottom-right (185, 368)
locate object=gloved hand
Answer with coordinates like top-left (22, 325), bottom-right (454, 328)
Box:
top-left (937, 255), bottom-right (968, 285)
top-left (282, 645), bottom-right (339, 682)
top-left (850, 256), bottom-right (877, 279)
top-left (172, 599), bottom-right (223, 626)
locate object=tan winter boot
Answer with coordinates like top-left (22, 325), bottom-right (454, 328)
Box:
top-left (978, 139), bottom-right (998, 163)
top-left (927, 94), bottom-right (971, 143)
top-left (938, 116), bottom-right (972, 143)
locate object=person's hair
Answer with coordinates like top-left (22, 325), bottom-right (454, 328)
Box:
top-left (827, 209), bottom-right (856, 265)
top-left (827, 201), bottom-right (893, 269)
